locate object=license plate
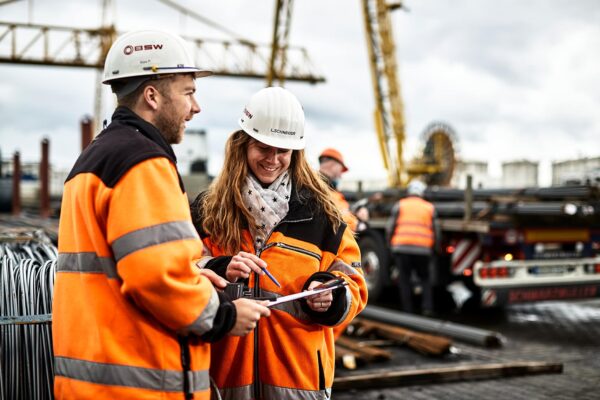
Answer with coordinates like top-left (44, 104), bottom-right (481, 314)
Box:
top-left (527, 265), bottom-right (573, 275)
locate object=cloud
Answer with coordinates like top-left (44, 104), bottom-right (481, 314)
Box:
top-left (1, 0), bottom-right (599, 187)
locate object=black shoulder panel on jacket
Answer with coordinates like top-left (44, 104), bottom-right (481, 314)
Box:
top-left (66, 122), bottom-right (174, 189)
top-left (275, 204), bottom-right (347, 255)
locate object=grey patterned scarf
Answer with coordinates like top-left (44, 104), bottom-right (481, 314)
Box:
top-left (241, 172), bottom-right (292, 251)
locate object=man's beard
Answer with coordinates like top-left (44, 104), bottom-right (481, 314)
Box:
top-left (154, 98), bottom-right (182, 144)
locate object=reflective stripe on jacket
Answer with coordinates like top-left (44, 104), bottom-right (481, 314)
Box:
top-left (390, 196), bottom-right (435, 254)
top-left (192, 188), bottom-right (368, 400)
top-left (53, 107), bottom-right (217, 399)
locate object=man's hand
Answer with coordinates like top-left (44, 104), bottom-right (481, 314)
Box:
top-left (226, 251), bottom-right (267, 282)
top-left (306, 280), bottom-right (334, 312)
top-left (198, 268), bottom-right (228, 290)
top-left (230, 299), bottom-right (271, 336)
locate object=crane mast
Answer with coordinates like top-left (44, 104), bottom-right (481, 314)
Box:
top-left (361, 0), bottom-right (406, 187)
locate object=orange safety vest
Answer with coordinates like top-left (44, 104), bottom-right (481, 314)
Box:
top-left (391, 196), bottom-right (435, 250)
top-left (195, 189), bottom-right (368, 400)
top-left (53, 108), bottom-right (217, 399)
top-left (330, 190), bottom-right (358, 232)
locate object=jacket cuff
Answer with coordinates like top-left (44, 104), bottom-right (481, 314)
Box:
top-left (204, 256), bottom-right (232, 279)
top-left (300, 272), bottom-right (348, 326)
top-left (199, 291), bottom-right (237, 342)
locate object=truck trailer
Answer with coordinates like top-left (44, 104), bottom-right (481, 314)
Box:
top-left (350, 184), bottom-right (600, 311)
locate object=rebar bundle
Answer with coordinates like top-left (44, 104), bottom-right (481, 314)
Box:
top-left (0, 230), bottom-right (56, 400)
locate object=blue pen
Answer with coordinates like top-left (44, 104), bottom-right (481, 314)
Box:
top-left (260, 266), bottom-right (281, 287)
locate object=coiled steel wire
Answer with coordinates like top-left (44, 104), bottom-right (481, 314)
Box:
top-left (0, 230), bottom-right (56, 400)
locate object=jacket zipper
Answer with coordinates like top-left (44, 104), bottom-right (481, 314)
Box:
top-left (273, 242), bottom-right (322, 261)
top-left (179, 336), bottom-right (193, 400)
top-left (252, 216), bottom-right (313, 400)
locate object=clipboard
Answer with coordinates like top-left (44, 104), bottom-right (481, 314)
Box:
top-left (267, 279), bottom-right (348, 307)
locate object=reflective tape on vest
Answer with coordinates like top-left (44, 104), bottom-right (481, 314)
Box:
top-left (219, 383), bottom-right (331, 400)
top-left (57, 252), bottom-right (118, 278)
top-left (112, 220), bottom-right (200, 261)
top-left (327, 260), bottom-right (360, 276)
top-left (177, 288), bottom-right (219, 336)
top-left (54, 356), bottom-right (210, 392)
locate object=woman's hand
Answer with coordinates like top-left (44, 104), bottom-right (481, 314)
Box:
top-left (306, 280), bottom-right (334, 312)
top-left (226, 251), bottom-right (267, 282)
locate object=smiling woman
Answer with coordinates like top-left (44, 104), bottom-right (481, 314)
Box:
top-left (246, 139), bottom-right (292, 184)
top-left (191, 87), bottom-right (368, 400)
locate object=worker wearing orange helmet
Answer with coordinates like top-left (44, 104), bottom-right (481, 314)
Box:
top-left (318, 148), bottom-right (368, 232)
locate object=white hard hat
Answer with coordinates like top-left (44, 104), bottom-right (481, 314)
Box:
top-left (102, 29), bottom-right (211, 85)
top-left (407, 180), bottom-right (426, 196)
top-left (238, 87), bottom-right (305, 150)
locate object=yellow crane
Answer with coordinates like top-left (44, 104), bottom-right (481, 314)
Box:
top-left (361, 0), bottom-right (456, 187)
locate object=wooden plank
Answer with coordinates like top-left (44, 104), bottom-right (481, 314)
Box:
top-left (336, 336), bottom-right (392, 362)
top-left (333, 361), bottom-right (563, 391)
top-left (335, 345), bottom-right (361, 370)
top-left (354, 318), bottom-right (452, 356)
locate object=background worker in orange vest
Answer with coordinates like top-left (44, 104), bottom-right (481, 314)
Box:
top-left (191, 87), bottom-right (368, 400)
top-left (387, 180), bottom-right (439, 315)
top-left (318, 148), bottom-right (368, 232)
top-left (53, 29), bottom-right (269, 400)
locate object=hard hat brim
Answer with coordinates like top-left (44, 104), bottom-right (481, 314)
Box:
top-left (238, 119), bottom-right (306, 150)
top-left (103, 68), bottom-right (213, 84)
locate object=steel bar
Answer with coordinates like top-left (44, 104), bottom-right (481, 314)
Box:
top-left (0, 314), bottom-right (52, 325)
top-left (39, 138), bottom-right (50, 218)
top-left (361, 305), bottom-right (505, 347)
top-left (1, 230), bottom-right (56, 400)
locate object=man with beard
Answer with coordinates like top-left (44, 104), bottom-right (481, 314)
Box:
top-left (52, 29), bottom-right (269, 399)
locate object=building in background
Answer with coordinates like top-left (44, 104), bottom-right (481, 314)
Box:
top-left (451, 160), bottom-right (491, 189)
top-left (552, 156), bottom-right (600, 186)
top-left (502, 160), bottom-right (538, 188)
top-left (173, 129), bottom-right (210, 201)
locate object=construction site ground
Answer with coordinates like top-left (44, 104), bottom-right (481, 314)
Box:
top-left (334, 298), bottom-right (600, 399)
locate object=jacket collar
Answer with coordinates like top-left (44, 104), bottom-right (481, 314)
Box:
top-left (284, 183), bottom-right (316, 222)
top-left (110, 106), bottom-right (178, 164)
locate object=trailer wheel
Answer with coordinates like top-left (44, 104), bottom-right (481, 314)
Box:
top-left (358, 233), bottom-right (389, 301)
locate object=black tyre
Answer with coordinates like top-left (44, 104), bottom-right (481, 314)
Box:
top-left (358, 232), bottom-right (389, 301)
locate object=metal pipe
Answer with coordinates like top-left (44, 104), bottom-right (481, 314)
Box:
top-left (39, 138), bottom-right (50, 218)
top-left (361, 305), bottom-right (505, 347)
top-left (11, 151), bottom-right (21, 215)
top-left (81, 115), bottom-right (93, 152)
top-left (464, 174), bottom-right (472, 221)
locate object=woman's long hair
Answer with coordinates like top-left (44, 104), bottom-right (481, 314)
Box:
top-left (200, 130), bottom-right (343, 254)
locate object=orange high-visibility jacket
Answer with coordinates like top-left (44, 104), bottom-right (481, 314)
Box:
top-left (389, 196), bottom-right (435, 255)
top-left (330, 190), bottom-right (358, 232)
top-left (53, 107), bottom-right (224, 399)
top-left (192, 188), bottom-right (368, 400)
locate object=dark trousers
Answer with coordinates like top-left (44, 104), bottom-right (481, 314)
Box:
top-left (394, 253), bottom-right (433, 314)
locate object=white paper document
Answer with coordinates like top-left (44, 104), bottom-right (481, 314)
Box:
top-left (267, 282), bottom-right (348, 307)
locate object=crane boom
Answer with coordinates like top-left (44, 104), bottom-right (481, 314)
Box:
top-left (0, 21), bottom-right (325, 83)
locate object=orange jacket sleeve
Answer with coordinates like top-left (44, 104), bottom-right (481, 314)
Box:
top-left (106, 157), bottom-right (219, 335)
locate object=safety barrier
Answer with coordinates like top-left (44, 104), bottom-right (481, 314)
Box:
top-left (0, 230), bottom-right (56, 400)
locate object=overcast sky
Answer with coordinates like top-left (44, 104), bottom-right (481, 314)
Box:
top-left (1, 0), bottom-right (599, 187)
